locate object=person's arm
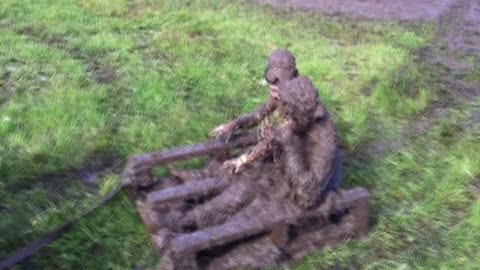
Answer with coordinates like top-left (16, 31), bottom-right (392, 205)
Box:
top-left (221, 122), bottom-right (285, 174)
top-left (221, 139), bottom-right (272, 174)
top-left (235, 97), bottom-right (277, 129)
top-left (211, 97), bottom-right (277, 139)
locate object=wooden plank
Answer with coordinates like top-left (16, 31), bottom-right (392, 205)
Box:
top-left (147, 177), bottom-right (228, 204)
top-left (131, 133), bottom-right (258, 170)
top-left (168, 188), bottom-right (371, 255)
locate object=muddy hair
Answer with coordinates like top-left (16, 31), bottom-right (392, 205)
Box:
top-left (278, 76), bottom-right (320, 132)
top-left (264, 49), bottom-right (299, 85)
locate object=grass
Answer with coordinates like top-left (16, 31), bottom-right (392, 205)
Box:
top-left (298, 109), bottom-right (480, 269)
top-left (0, 0), bottom-right (478, 269)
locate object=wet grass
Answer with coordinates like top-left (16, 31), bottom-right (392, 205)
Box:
top-left (0, 0), bottom-right (478, 269)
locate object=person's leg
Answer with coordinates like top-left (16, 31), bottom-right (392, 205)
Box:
top-left (186, 181), bottom-right (256, 228)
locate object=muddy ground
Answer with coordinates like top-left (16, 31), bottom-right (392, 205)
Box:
top-left (257, 0), bottom-right (457, 21)
top-left (256, 0), bottom-right (480, 59)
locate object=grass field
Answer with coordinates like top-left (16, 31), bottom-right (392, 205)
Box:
top-left (0, 0), bottom-right (479, 269)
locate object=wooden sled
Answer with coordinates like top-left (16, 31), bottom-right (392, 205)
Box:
top-left (123, 133), bottom-right (371, 270)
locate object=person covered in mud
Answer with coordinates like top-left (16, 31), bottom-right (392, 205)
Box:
top-left (199, 77), bottom-right (345, 269)
top-left (223, 76), bottom-right (343, 208)
top-left (162, 76), bottom-right (342, 232)
top-left (211, 48), bottom-right (299, 140)
top-left (168, 48), bottom-right (300, 182)
top-left (153, 76), bottom-right (344, 260)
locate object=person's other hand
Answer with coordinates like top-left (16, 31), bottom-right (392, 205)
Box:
top-left (221, 158), bottom-right (244, 174)
top-left (210, 122), bottom-right (236, 142)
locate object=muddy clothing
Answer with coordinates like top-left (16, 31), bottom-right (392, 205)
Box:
top-left (169, 98), bottom-right (278, 182)
top-left (282, 103), bottom-right (338, 208)
top-left (188, 102), bottom-right (339, 229)
top-left (179, 72), bottom-right (341, 225)
top-left (185, 162), bottom-right (292, 229)
top-left (169, 159), bottom-right (223, 182)
top-left (186, 179), bottom-right (256, 228)
top-left (203, 196), bottom-right (301, 270)
top-left (240, 102), bottom-right (339, 209)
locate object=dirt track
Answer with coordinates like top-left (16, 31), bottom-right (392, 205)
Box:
top-left (257, 0), bottom-right (480, 64)
top-left (257, 0), bottom-right (457, 21)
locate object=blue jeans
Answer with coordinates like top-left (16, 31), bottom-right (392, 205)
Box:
top-left (322, 149), bottom-right (344, 195)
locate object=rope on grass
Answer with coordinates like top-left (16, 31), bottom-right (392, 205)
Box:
top-left (0, 185), bottom-right (124, 270)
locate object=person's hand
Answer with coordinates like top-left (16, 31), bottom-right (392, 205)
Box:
top-left (210, 122), bottom-right (236, 142)
top-left (221, 158), bottom-right (245, 174)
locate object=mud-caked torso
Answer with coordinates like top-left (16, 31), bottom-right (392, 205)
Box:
top-left (280, 104), bottom-right (338, 208)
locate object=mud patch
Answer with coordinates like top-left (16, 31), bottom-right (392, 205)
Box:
top-left (79, 168), bottom-right (99, 186)
top-left (256, 0), bottom-right (456, 21)
top-left (17, 26), bottom-right (121, 85)
top-left (465, 110), bottom-right (480, 129)
top-left (88, 60), bottom-right (119, 84)
top-left (78, 153), bottom-right (124, 187)
top-left (440, 0), bottom-right (480, 57)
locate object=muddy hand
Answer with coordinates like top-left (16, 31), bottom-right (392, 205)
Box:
top-left (211, 122), bottom-right (236, 142)
top-left (221, 158), bottom-right (244, 174)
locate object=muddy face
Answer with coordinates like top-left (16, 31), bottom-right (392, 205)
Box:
top-left (264, 49), bottom-right (299, 88)
top-left (278, 77), bottom-right (320, 133)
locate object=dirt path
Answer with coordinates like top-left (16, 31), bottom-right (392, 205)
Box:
top-left (257, 0), bottom-right (480, 84)
top-left (372, 0), bottom-right (480, 155)
top-left (257, 0), bottom-right (480, 156)
top-left (440, 0), bottom-right (480, 57)
top-left (256, 0), bottom-right (457, 21)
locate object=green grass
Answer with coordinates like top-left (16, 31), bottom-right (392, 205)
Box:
top-left (298, 108), bottom-right (480, 269)
top-left (0, 0), bottom-right (478, 269)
